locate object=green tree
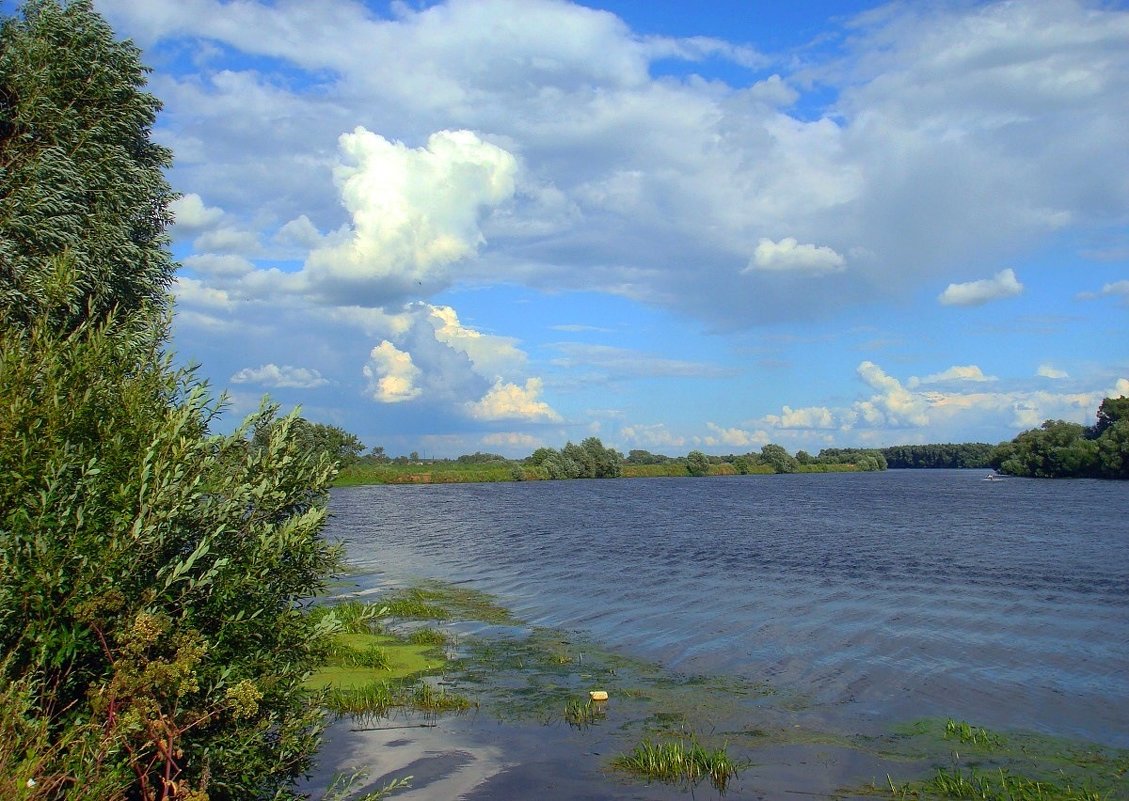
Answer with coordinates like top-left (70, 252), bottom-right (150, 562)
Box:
top-left (685, 450), bottom-right (711, 477)
top-left (0, 284), bottom-right (340, 798)
top-left (759, 443), bottom-right (799, 474)
top-left (253, 418), bottom-right (365, 469)
top-left (1092, 396), bottom-right (1129, 438)
top-left (0, 0), bottom-right (176, 328)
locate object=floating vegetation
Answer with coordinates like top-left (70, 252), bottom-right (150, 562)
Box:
top-left (378, 582), bottom-right (518, 624)
top-left (886, 767), bottom-right (1106, 801)
top-left (407, 627), bottom-right (447, 646)
top-left (612, 736), bottom-right (743, 793)
top-left (945, 717), bottom-right (1006, 748)
top-left (874, 719), bottom-right (1129, 801)
top-left (409, 681), bottom-right (474, 713)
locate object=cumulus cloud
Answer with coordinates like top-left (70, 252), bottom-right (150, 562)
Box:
top-left (173, 276), bottom-right (235, 310)
top-left (230, 363), bottom-right (329, 389)
top-left (1037, 364), bottom-right (1069, 379)
top-left (745, 237), bottom-right (846, 274)
top-left (908, 365), bottom-right (997, 387)
top-left (481, 432), bottom-right (543, 449)
top-left (170, 193), bottom-right (225, 230)
top-left (466, 378), bottom-right (561, 422)
top-left (854, 361), bottom-right (931, 427)
top-left (620, 423), bottom-right (686, 450)
top-left (763, 405), bottom-right (836, 429)
top-left (939, 268), bottom-right (1024, 307)
top-left (364, 342), bottom-right (423, 402)
top-left (703, 422), bottom-right (766, 448)
top-left (303, 127), bottom-right (518, 306)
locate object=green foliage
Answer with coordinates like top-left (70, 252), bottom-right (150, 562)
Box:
top-left (0, 0), bottom-right (175, 328)
top-left (252, 418), bottom-right (365, 470)
top-left (817, 447), bottom-right (888, 471)
top-left (526, 437), bottom-right (623, 479)
top-left (883, 443), bottom-right (995, 469)
top-left (0, 297), bottom-right (340, 798)
top-left (759, 443), bottom-right (799, 474)
top-left (685, 450), bottom-right (711, 477)
top-left (990, 400), bottom-right (1129, 479)
top-left (887, 767), bottom-right (1104, 800)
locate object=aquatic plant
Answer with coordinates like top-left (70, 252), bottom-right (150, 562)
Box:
top-left (407, 628), bottom-right (448, 646)
top-left (945, 718), bottom-right (1006, 748)
top-left (564, 698), bottom-right (605, 729)
top-left (409, 682), bottom-right (474, 713)
top-left (886, 767), bottom-right (1105, 800)
top-left (612, 737), bottom-right (741, 792)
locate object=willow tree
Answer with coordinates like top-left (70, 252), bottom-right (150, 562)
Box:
top-left (0, 2), bottom-right (344, 798)
top-left (0, 0), bottom-right (175, 327)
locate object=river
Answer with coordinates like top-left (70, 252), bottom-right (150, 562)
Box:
top-left (320, 470), bottom-right (1129, 798)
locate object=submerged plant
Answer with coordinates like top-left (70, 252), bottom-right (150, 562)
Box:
top-left (612, 737), bottom-right (742, 792)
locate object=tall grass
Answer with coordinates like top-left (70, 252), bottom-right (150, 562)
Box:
top-left (612, 737), bottom-right (741, 792)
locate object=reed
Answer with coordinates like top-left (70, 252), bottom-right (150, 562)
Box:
top-left (409, 682), bottom-right (473, 713)
top-left (612, 737), bottom-right (741, 792)
top-left (407, 628), bottom-right (447, 646)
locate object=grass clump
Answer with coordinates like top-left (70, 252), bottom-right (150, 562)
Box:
top-left (563, 698), bottom-right (605, 729)
top-left (945, 718), bottom-right (1006, 748)
top-left (407, 628), bottom-right (448, 646)
top-left (612, 737), bottom-right (742, 792)
top-left (886, 767), bottom-right (1105, 800)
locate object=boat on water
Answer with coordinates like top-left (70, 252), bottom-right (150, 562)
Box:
top-left (984, 472), bottom-right (1006, 481)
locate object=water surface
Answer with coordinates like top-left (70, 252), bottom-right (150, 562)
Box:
top-left (326, 470), bottom-right (1129, 793)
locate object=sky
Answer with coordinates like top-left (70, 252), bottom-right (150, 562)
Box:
top-left (78, 0), bottom-right (1129, 457)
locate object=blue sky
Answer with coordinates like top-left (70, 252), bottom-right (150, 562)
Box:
top-left (87, 0), bottom-right (1128, 458)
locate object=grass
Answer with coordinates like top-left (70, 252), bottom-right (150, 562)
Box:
top-left (563, 697), bottom-right (605, 729)
top-left (886, 767), bottom-right (1106, 800)
top-left (320, 679), bottom-right (474, 719)
top-left (945, 718), bottom-right (1006, 748)
top-left (612, 737), bottom-right (743, 792)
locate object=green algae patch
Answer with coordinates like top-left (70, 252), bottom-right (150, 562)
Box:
top-left (868, 718), bottom-right (1129, 801)
top-left (306, 631), bottom-right (442, 689)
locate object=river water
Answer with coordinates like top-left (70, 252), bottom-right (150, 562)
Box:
top-left (323, 470), bottom-right (1129, 796)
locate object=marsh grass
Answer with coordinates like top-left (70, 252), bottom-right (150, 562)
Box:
top-left (886, 768), bottom-right (1105, 801)
top-left (945, 718), bottom-right (1006, 748)
top-left (322, 679), bottom-right (473, 719)
top-left (612, 737), bottom-right (742, 792)
top-left (564, 698), bottom-right (605, 729)
top-left (407, 628), bottom-right (447, 646)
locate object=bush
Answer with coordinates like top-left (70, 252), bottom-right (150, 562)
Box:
top-left (0, 292), bottom-right (340, 799)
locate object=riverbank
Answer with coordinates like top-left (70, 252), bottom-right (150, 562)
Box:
top-left (333, 460), bottom-right (862, 486)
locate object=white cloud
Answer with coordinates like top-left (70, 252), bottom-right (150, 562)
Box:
top-left (763, 405), bottom-right (836, 429)
top-left (481, 432), bottom-right (542, 450)
top-left (1037, 364), bottom-right (1069, 379)
top-left (230, 364), bottom-right (329, 389)
top-left (364, 341), bottom-right (423, 403)
top-left (908, 365), bottom-right (997, 387)
top-left (182, 253), bottom-right (256, 279)
top-left (303, 127), bottom-right (518, 306)
top-left (1101, 280), bottom-right (1129, 301)
top-left (193, 226), bottom-right (261, 256)
top-left (745, 237), bottom-right (846, 274)
top-left (938, 268), bottom-right (1024, 307)
top-left (703, 422), bottom-right (766, 448)
top-left (619, 423), bottom-right (686, 450)
top-left (173, 276), bottom-right (235, 310)
top-left (854, 361), bottom-right (930, 427)
top-left (466, 378), bottom-right (561, 422)
top-left (170, 192), bottom-right (224, 230)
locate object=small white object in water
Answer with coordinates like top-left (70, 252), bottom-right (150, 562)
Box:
top-left (589, 690), bottom-right (608, 701)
